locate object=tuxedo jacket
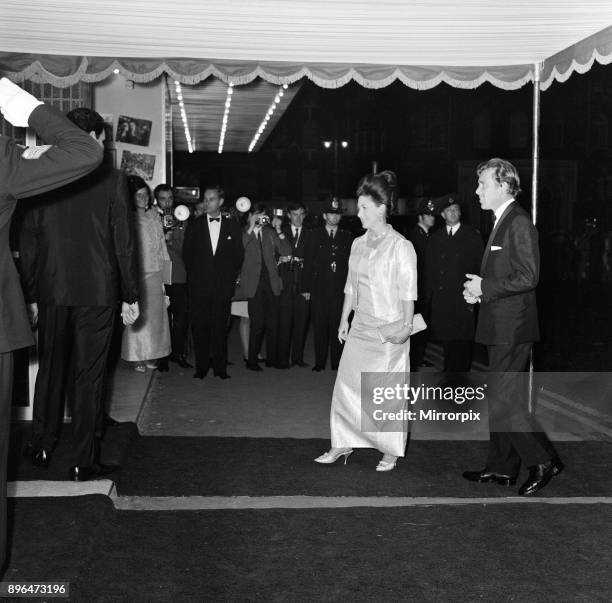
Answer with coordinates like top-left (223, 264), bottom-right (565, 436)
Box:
top-left (239, 226), bottom-right (292, 297)
top-left (0, 105), bottom-right (102, 354)
top-left (425, 224), bottom-right (483, 341)
top-left (302, 226), bottom-right (352, 297)
top-left (19, 166), bottom-right (139, 307)
top-left (476, 203), bottom-right (540, 345)
top-left (182, 215), bottom-right (244, 300)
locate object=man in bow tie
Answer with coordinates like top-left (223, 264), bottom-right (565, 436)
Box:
top-left (463, 158), bottom-right (561, 496)
top-left (183, 185), bottom-right (244, 379)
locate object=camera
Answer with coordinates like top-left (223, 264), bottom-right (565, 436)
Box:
top-left (162, 210), bottom-right (175, 230)
top-left (256, 215), bottom-right (270, 226)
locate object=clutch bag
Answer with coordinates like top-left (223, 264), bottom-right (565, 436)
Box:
top-left (377, 313), bottom-right (427, 343)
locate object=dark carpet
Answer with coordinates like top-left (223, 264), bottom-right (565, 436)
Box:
top-left (117, 437), bottom-right (612, 498)
top-left (5, 496), bottom-right (612, 601)
top-left (8, 421), bottom-right (139, 481)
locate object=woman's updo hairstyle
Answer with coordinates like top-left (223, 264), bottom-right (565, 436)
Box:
top-left (356, 170), bottom-right (398, 215)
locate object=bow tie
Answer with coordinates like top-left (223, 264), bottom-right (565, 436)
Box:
top-left (208, 217), bottom-right (220, 223)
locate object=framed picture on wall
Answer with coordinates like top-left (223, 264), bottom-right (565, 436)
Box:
top-left (120, 150), bottom-right (156, 180)
top-left (116, 115), bottom-right (152, 146)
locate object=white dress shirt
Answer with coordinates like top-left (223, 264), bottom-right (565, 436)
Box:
top-left (494, 199), bottom-right (514, 224)
top-left (208, 214), bottom-right (221, 255)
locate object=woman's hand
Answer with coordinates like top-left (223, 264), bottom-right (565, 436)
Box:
top-left (338, 318), bottom-right (350, 343)
top-left (387, 325), bottom-right (412, 345)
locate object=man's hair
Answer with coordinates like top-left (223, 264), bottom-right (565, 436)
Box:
top-left (288, 201), bottom-right (306, 212)
top-left (66, 108), bottom-right (105, 137)
top-left (477, 158), bottom-right (522, 197)
top-left (203, 184), bottom-right (224, 199)
top-left (154, 183), bottom-right (173, 198)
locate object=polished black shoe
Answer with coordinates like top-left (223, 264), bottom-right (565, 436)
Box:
top-left (170, 353), bottom-right (193, 369)
top-left (419, 360), bottom-right (435, 368)
top-left (275, 363), bottom-right (290, 369)
top-left (23, 444), bottom-right (51, 468)
top-left (462, 468), bottom-right (517, 486)
top-left (246, 362), bottom-right (263, 371)
top-left (292, 360), bottom-right (309, 367)
top-left (103, 413), bottom-right (120, 427)
top-left (157, 357), bottom-right (169, 372)
top-left (312, 365), bottom-right (324, 372)
top-left (214, 371), bottom-right (231, 379)
top-left (518, 461), bottom-right (558, 496)
top-left (193, 370), bottom-right (207, 379)
top-left (68, 463), bottom-right (120, 482)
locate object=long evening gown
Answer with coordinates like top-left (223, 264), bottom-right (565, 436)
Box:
top-left (330, 232), bottom-right (414, 457)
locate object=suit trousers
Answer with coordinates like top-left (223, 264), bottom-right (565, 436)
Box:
top-left (277, 288), bottom-right (310, 366)
top-left (0, 351), bottom-right (12, 574)
top-left (165, 283), bottom-right (189, 357)
top-left (442, 340), bottom-right (473, 372)
top-left (189, 293), bottom-right (232, 374)
top-left (312, 291), bottom-right (343, 369)
top-left (248, 273), bottom-right (279, 366)
top-left (31, 305), bottom-right (115, 466)
top-left (485, 342), bottom-right (556, 474)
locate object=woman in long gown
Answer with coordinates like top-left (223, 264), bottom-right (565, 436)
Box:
top-left (315, 171), bottom-right (417, 471)
top-left (121, 176), bottom-right (171, 371)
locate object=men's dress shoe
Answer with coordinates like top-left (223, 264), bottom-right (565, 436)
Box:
top-left (214, 371), bottom-right (231, 379)
top-left (170, 354), bottom-right (193, 368)
top-left (103, 413), bottom-right (120, 427)
top-left (193, 370), bottom-right (207, 379)
top-left (419, 360), bottom-right (435, 368)
top-left (292, 361), bottom-right (309, 367)
top-left (265, 361), bottom-right (278, 368)
top-left (68, 463), bottom-right (120, 482)
top-left (462, 468), bottom-right (517, 486)
top-left (275, 363), bottom-right (290, 369)
top-left (518, 461), bottom-right (558, 496)
top-left (312, 365), bottom-right (324, 372)
top-left (246, 362), bottom-right (263, 371)
top-left (23, 445), bottom-right (51, 468)
top-left (157, 358), bottom-right (169, 372)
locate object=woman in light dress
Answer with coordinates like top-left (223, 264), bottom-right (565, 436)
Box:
top-left (121, 176), bottom-right (171, 371)
top-left (315, 171), bottom-right (417, 471)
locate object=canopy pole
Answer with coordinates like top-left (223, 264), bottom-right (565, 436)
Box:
top-left (528, 62), bottom-right (541, 414)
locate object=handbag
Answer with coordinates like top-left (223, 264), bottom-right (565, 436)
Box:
top-left (377, 313), bottom-right (427, 344)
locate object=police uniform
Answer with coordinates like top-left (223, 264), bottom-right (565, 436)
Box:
top-left (406, 198), bottom-right (436, 370)
top-left (425, 197), bottom-right (483, 372)
top-left (303, 199), bottom-right (353, 371)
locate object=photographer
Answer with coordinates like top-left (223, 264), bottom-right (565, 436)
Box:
top-left (238, 202), bottom-right (292, 370)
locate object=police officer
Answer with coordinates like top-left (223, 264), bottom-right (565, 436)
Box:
top-left (304, 198), bottom-right (353, 371)
top-left (406, 198), bottom-right (436, 371)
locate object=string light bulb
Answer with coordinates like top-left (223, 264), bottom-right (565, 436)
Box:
top-left (174, 81), bottom-right (194, 153)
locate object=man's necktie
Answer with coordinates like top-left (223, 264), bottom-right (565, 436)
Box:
top-left (448, 227), bottom-right (453, 237)
top-left (209, 217), bottom-right (220, 223)
top-left (330, 229), bottom-right (335, 240)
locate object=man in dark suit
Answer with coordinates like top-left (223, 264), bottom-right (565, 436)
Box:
top-left (407, 199), bottom-right (436, 371)
top-left (277, 202), bottom-right (312, 368)
top-left (155, 184), bottom-right (191, 371)
top-left (425, 196), bottom-right (483, 372)
top-left (238, 203), bottom-right (292, 371)
top-left (0, 79), bottom-right (103, 574)
top-left (183, 185), bottom-right (244, 379)
top-left (20, 107), bottom-right (140, 482)
top-left (463, 158), bottom-right (562, 496)
top-left (303, 198), bottom-right (353, 371)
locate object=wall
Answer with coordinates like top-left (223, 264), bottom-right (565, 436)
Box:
top-left (93, 74), bottom-right (166, 189)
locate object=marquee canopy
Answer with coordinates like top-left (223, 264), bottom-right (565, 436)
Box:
top-left (0, 1), bottom-right (611, 90)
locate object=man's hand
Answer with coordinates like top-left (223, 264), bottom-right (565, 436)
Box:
top-left (121, 301), bottom-right (140, 326)
top-left (0, 78), bottom-right (43, 127)
top-left (463, 289), bottom-right (480, 305)
top-left (464, 273), bottom-right (483, 298)
top-left (301, 292), bottom-right (311, 301)
top-left (27, 303), bottom-right (38, 329)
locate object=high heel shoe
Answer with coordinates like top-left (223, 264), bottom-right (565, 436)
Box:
top-left (376, 455), bottom-right (398, 472)
top-left (314, 448), bottom-right (353, 465)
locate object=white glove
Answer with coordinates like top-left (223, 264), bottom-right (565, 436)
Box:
top-left (0, 78), bottom-right (43, 127)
